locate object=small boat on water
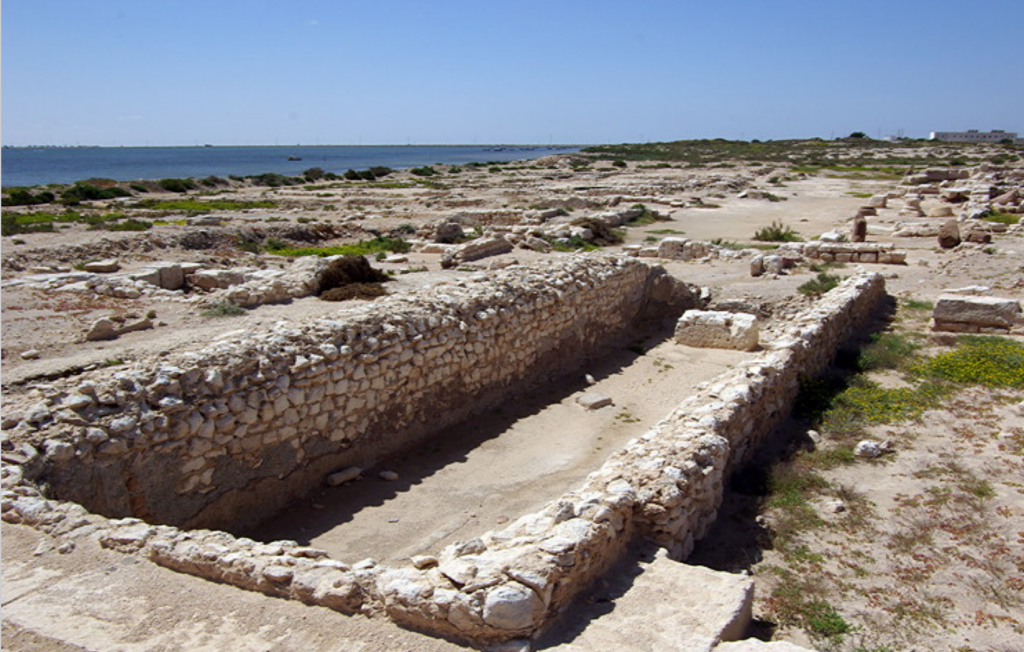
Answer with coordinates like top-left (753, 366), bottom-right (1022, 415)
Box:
top-left (287, 155), bottom-right (303, 161)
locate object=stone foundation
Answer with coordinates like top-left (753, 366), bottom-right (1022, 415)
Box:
top-left (1, 265), bottom-right (888, 647)
top-left (802, 241), bottom-right (907, 264)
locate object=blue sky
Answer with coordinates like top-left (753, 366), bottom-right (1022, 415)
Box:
top-left (4, 0), bottom-right (1023, 146)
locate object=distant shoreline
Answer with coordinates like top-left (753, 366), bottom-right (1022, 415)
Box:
top-left (2, 144), bottom-right (588, 150)
top-left (1, 144), bottom-right (586, 188)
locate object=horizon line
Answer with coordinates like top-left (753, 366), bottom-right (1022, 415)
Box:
top-left (2, 143), bottom-right (592, 149)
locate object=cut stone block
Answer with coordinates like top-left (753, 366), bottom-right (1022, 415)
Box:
top-left (933, 295), bottom-right (1022, 332)
top-left (576, 393), bottom-right (612, 410)
top-left (675, 310), bottom-right (760, 351)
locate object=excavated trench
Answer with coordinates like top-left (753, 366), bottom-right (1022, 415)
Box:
top-left (247, 332), bottom-right (752, 564)
top-left (29, 257), bottom-right (702, 533)
top-left (2, 262), bottom-right (889, 647)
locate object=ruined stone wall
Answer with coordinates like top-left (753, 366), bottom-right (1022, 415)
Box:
top-left (8, 256), bottom-right (694, 530)
top-left (2, 273), bottom-right (887, 647)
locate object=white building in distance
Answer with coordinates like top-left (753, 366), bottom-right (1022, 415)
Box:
top-left (930, 129), bottom-right (1020, 143)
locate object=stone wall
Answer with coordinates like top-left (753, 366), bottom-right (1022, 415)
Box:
top-left (802, 241), bottom-right (907, 264)
top-left (2, 271), bottom-right (887, 647)
top-left (5, 256), bottom-right (697, 531)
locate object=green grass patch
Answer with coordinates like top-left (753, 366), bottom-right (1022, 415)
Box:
top-left (857, 332), bottom-right (922, 372)
top-left (821, 378), bottom-right (947, 434)
top-left (134, 199), bottom-right (276, 212)
top-left (710, 238), bottom-right (745, 250)
top-left (103, 218), bottom-right (152, 231)
top-left (269, 236), bottom-right (412, 258)
top-left (919, 335), bottom-right (1024, 388)
top-left (900, 297), bottom-right (934, 313)
top-left (543, 235), bottom-right (601, 252)
top-left (981, 211), bottom-right (1021, 225)
top-left (647, 228), bottom-right (686, 235)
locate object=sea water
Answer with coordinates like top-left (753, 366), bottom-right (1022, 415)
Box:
top-left (1, 145), bottom-right (582, 188)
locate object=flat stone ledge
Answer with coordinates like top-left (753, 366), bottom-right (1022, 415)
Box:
top-left (675, 310), bottom-right (760, 351)
top-left (932, 295), bottom-right (1022, 332)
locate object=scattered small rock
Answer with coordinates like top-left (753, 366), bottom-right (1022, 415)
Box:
top-left (83, 259), bottom-right (120, 273)
top-left (576, 393), bottom-right (612, 410)
top-left (854, 440), bottom-right (884, 458)
top-left (20, 349), bottom-right (41, 360)
top-left (825, 499), bottom-right (847, 513)
top-left (326, 466), bottom-right (362, 486)
top-left (411, 555), bottom-right (438, 569)
top-left (379, 470), bottom-right (399, 481)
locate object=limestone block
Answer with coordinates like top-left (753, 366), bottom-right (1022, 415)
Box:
top-left (576, 393), bottom-right (612, 410)
top-left (83, 259), bottom-right (120, 273)
top-left (675, 310), bottom-right (760, 351)
top-left (933, 295), bottom-right (1021, 331)
top-left (657, 237), bottom-right (690, 260)
top-left (763, 255), bottom-right (784, 275)
top-left (482, 582), bottom-right (545, 630)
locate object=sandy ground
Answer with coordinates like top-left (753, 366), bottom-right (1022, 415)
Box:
top-left (4, 156), bottom-right (1024, 651)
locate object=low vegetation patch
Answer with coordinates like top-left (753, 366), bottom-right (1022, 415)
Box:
top-left (980, 211), bottom-right (1021, 225)
top-left (543, 235), bottom-right (601, 252)
top-left (710, 238), bottom-right (745, 250)
top-left (754, 220), bottom-right (803, 242)
top-left (2, 188), bottom-right (57, 206)
top-left (797, 272), bottom-right (842, 297)
top-left (919, 335), bottom-right (1024, 388)
top-left (201, 301), bottom-right (247, 318)
top-left (625, 203), bottom-right (669, 227)
top-left (268, 236), bottom-right (411, 258)
top-left (134, 198), bottom-right (276, 212)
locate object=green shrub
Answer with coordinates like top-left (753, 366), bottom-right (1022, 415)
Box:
top-left (302, 167), bottom-right (326, 182)
top-left (797, 272), bottom-right (842, 296)
top-left (248, 173), bottom-right (301, 187)
top-left (804, 600), bottom-right (852, 638)
top-left (754, 220), bottom-right (803, 242)
top-left (60, 183), bottom-right (132, 205)
top-left (199, 175), bottom-right (228, 187)
top-left (104, 218), bottom-right (152, 231)
top-left (612, 159), bottom-right (627, 168)
top-left (2, 189), bottom-right (56, 206)
top-left (237, 239), bottom-right (262, 254)
top-left (410, 166), bottom-right (438, 177)
top-left (201, 301), bottom-right (247, 318)
top-left (158, 178), bottom-right (196, 193)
